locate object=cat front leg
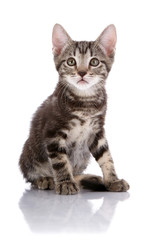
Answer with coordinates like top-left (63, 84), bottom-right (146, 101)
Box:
top-left (46, 139), bottom-right (79, 195)
top-left (89, 132), bottom-right (130, 192)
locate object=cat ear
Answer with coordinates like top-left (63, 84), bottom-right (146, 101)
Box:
top-left (97, 24), bottom-right (117, 57)
top-left (52, 24), bottom-right (71, 56)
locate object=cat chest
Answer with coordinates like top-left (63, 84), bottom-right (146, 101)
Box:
top-left (66, 117), bottom-right (95, 172)
top-left (67, 118), bottom-right (94, 146)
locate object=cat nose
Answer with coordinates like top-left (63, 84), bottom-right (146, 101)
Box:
top-left (78, 71), bottom-right (87, 77)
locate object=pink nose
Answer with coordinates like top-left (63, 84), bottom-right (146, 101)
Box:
top-left (78, 71), bottom-right (87, 77)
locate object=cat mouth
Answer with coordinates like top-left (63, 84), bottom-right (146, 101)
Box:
top-left (77, 79), bottom-right (88, 84)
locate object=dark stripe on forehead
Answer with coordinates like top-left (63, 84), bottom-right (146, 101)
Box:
top-left (74, 41), bottom-right (93, 55)
top-left (89, 42), bottom-right (93, 56)
top-left (78, 42), bottom-right (85, 54)
top-left (73, 42), bottom-right (78, 56)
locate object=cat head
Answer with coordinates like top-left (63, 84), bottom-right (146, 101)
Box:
top-left (52, 24), bottom-right (117, 94)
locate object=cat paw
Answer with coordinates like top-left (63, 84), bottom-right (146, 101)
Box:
top-left (55, 181), bottom-right (79, 195)
top-left (32, 177), bottom-right (55, 190)
top-left (106, 179), bottom-right (130, 192)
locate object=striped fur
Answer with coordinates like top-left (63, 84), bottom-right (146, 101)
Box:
top-left (19, 24), bottom-right (129, 194)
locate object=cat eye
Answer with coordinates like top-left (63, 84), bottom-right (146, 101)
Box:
top-left (67, 57), bottom-right (76, 66)
top-left (89, 58), bottom-right (99, 67)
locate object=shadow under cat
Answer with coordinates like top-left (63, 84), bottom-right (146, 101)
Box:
top-left (19, 189), bottom-right (129, 234)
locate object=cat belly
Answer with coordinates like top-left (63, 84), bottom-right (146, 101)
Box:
top-left (68, 143), bottom-right (90, 175)
top-left (65, 116), bottom-right (93, 175)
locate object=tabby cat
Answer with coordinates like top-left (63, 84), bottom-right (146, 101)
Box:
top-left (19, 24), bottom-right (129, 194)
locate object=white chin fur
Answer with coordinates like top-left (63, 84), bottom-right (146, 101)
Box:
top-left (66, 76), bottom-right (99, 90)
top-left (75, 82), bottom-right (91, 90)
top-left (65, 76), bottom-right (101, 96)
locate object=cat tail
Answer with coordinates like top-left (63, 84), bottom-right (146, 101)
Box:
top-left (74, 174), bottom-right (106, 191)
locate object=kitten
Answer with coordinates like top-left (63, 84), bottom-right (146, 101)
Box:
top-left (19, 24), bottom-right (129, 194)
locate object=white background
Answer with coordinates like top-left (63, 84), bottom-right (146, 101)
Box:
top-left (0, 0), bottom-right (160, 239)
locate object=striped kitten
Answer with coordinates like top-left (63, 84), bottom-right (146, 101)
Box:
top-left (19, 24), bottom-right (129, 194)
